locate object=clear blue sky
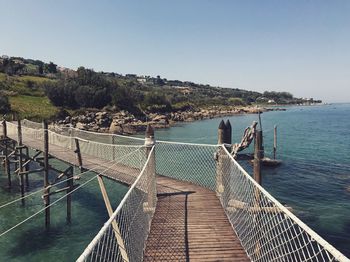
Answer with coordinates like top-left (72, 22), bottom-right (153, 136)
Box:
top-left (1, 0), bottom-right (349, 102)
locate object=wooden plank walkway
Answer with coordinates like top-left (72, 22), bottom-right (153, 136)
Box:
top-left (6, 132), bottom-right (250, 261)
top-left (146, 176), bottom-right (249, 262)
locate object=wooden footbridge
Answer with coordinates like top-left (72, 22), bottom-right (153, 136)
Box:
top-left (0, 119), bottom-right (348, 262)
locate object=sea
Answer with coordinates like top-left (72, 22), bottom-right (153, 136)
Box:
top-left (0, 103), bottom-right (349, 260)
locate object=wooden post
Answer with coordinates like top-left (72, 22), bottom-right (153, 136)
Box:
top-left (17, 119), bottom-right (25, 205)
top-left (66, 166), bottom-right (73, 223)
top-left (25, 147), bottom-right (29, 188)
top-left (254, 130), bottom-right (263, 185)
top-left (144, 124), bottom-right (156, 211)
top-left (74, 138), bottom-right (83, 170)
top-left (258, 110), bottom-right (264, 159)
top-left (111, 135), bottom-right (116, 161)
top-left (2, 121), bottom-right (11, 188)
top-left (43, 120), bottom-right (50, 229)
top-left (217, 120), bottom-right (226, 145)
top-left (225, 119), bottom-right (232, 146)
top-left (273, 125), bottom-right (277, 159)
top-left (253, 129), bottom-right (263, 257)
top-left (97, 175), bottom-right (129, 262)
top-left (216, 120), bottom-right (226, 196)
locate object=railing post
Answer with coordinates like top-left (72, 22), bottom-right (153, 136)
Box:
top-left (17, 119), bottom-right (25, 205)
top-left (273, 125), bottom-right (277, 160)
top-left (253, 129), bottom-right (263, 258)
top-left (2, 120), bottom-right (11, 188)
top-left (74, 138), bottom-right (83, 170)
top-left (144, 124), bottom-right (156, 212)
top-left (254, 130), bottom-right (263, 185)
top-left (216, 120), bottom-right (226, 196)
top-left (43, 120), bottom-right (50, 229)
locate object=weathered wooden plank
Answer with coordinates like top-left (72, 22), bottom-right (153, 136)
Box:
top-left (144, 178), bottom-right (249, 261)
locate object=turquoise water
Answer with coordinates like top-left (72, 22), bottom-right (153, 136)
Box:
top-left (0, 159), bottom-right (128, 261)
top-left (0, 104), bottom-right (349, 260)
top-left (154, 103), bottom-right (350, 257)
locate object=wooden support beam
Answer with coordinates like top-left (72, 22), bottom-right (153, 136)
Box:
top-left (66, 166), bottom-right (73, 223)
top-left (97, 175), bottom-right (129, 262)
top-left (225, 119), bottom-right (232, 146)
top-left (74, 138), bottom-right (83, 170)
top-left (18, 168), bottom-right (45, 175)
top-left (2, 121), bottom-right (11, 188)
top-left (253, 129), bottom-right (263, 258)
top-left (273, 125), bottom-right (277, 160)
top-left (17, 119), bottom-right (25, 205)
top-left (144, 124), bottom-right (156, 212)
top-left (254, 130), bottom-right (263, 185)
top-left (43, 120), bottom-right (50, 229)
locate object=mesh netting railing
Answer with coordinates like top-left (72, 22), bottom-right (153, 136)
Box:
top-left (77, 146), bottom-right (157, 262)
top-left (19, 119), bottom-right (145, 145)
top-left (5, 121), bottom-right (148, 184)
top-left (217, 146), bottom-right (348, 262)
top-left (151, 140), bottom-right (348, 261)
top-left (155, 140), bottom-right (219, 190)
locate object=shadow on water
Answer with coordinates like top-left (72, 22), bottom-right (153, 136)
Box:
top-left (7, 226), bottom-right (65, 258)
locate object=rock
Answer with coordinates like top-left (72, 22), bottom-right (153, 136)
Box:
top-left (76, 122), bottom-right (87, 130)
top-left (96, 111), bottom-right (108, 120)
top-left (109, 121), bottom-right (123, 134)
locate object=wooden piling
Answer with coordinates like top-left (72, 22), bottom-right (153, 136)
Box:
top-left (254, 130), bottom-right (263, 185)
top-left (218, 120), bottom-right (226, 145)
top-left (25, 147), bottom-right (29, 188)
top-left (144, 124), bottom-right (156, 211)
top-left (43, 120), bottom-right (50, 229)
top-left (273, 125), bottom-right (277, 159)
top-left (253, 129), bottom-right (263, 258)
top-left (2, 121), bottom-right (11, 188)
top-left (66, 166), bottom-right (73, 223)
top-left (17, 119), bottom-right (25, 205)
top-left (74, 138), bottom-right (83, 170)
top-left (225, 119), bottom-right (232, 146)
top-left (216, 120), bottom-right (226, 196)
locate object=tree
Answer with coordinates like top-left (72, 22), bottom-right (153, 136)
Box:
top-left (44, 62), bottom-right (57, 74)
top-left (112, 87), bottom-right (143, 116)
top-left (0, 95), bottom-right (11, 114)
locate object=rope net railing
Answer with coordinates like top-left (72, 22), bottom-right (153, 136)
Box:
top-left (217, 146), bottom-right (348, 262)
top-left (77, 146), bottom-right (157, 262)
top-left (151, 141), bottom-right (348, 261)
top-left (4, 121), bottom-right (149, 187)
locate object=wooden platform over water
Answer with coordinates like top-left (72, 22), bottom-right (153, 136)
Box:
top-left (7, 133), bottom-right (249, 261)
top-left (147, 177), bottom-right (249, 261)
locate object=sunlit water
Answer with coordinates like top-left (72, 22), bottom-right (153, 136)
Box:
top-left (0, 103), bottom-right (349, 260)
top-left (153, 103), bottom-right (350, 257)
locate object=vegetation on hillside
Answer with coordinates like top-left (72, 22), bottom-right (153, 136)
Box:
top-left (0, 55), bottom-right (322, 120)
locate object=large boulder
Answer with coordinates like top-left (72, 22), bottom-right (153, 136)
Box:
top-left (109, 121), bottom-right (123, 134)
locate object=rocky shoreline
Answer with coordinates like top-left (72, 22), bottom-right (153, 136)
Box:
top-left (53, 106), bottom-right (286, 135)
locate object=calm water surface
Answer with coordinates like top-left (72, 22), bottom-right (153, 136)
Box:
top-left (0, 103), bottom-right (349, 260)
top-left (154, 103), bottom-right (350, 257)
